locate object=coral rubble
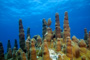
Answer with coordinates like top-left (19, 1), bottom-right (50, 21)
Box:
top-left (1, 11), bottom-right (90, 60)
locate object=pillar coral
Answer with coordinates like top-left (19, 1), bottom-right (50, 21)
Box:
top-left (45, 18), bottom-right (53, 47)
top-left (19, 19), bottom-right (25, 52)
top-left (42, 18), bottom-right (47, 40)
top-left (57, 55), bottom-right (61, 60)
top-left (0, 42), bottom-right (4, 60)
top-left (7, 40), bottom-right (11, 52)
top-left (26, 36), bottom-right (30, 60)
top-left (56, 38), bottom-right (61, 52)
top-left (72, 36), bottom-right (79, 43)
top-left (16, 48), bottom-right (22, 60)
top-left (12, 47), bottom-right (17, 60)
top-left (79, 40), bottom-right (86, 48)
top-left (14, 39), bottom-right (18, 50)
top-left (30, 39), bottom-right (37, 60)
top-left (79, 40), bottom-right (87, 54)
top-left (66, 37), bottom-right (73, 60)
top-left (50, 40), bottom-right (54, 49)
top-left (84, 28), bottom-right (88, 40)
top-left (7, 48), bottom-right (12, 59)
top-left (27, 27), bottom-right (30, 38)
top-left (81, 55), bottom-right (86, 60)
top-left (88, 31), bottom-right (90, 49)
top-left (63, 11), bottom-right (70, 43)
top-left (26, 36), bottom-right (30, 52)
top-left (42, 39), bottom-right (51, 60)
top-left (37, 35), bottom-right (42, 47)
top-left (55, 13), bottom-right (61, 38)
top-left (21, 52), bottom-right (27, 60)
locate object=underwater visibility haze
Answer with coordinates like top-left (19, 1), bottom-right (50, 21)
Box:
top-left (0, 0), bottom-right (90, 60)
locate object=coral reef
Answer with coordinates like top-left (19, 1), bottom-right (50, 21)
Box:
top-left (1, 11), bottom-right (90, 60)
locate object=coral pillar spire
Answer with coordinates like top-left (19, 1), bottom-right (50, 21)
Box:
top-left (55, 13), bottom-right (61, 38)
top-left (14, 39), bottom-right (18, 50)
top-left (0, 42), bottom-right (4, 60)
top-left (27, 27), bottom-right (30, 38)
top-left (19, 19), bottom-right (25, 52)
top-left (66, 37), bottom-right (73, 60)
top-left (84, 28), bottom-right (88, 40)
top-left (42, 18), bottom-right (47, 40)
top-left (63, 11), bottom-right (70, 43)
top-left (30, 39), bottom-right (37, 60)
top-left (88, 31), bottom-right (90, 49)
top-left (7, 40), bottom-right (11, 52)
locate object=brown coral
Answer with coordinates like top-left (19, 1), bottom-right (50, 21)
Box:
top-left (42, 39), bottom-right (51, 60)
top-left (55, 13), bottom-right (61, 38)
top-left (42, 18), bottom-right (47, 40)
top-left (79, 39), bottom-right (86, 48)
top-left (88, 31), bottom-right (90, 50)
top-left (27, 27), bottom-right (30, 38)
top-left (63, 11), bottom-right (70, 43)
top-left (47, 18), bottom-right (52, 27)
top-left (19, 19), bottom-right (25, 52)
top-left (66, 37), bottom-right (73, 60)
top-left (0, 42), bottom-right (4, 60)
top-left (30, 39), bottom-right (37, 60)
top-left (56, 38), bottom-right (61, 52)
top-left (84, 28), bottom-right (88, 40)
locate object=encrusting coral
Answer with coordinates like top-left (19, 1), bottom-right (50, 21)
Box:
top-left (1, 11), bottom-right (90, 60)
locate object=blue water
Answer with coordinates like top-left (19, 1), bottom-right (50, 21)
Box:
top-left (0, 0), bottom-right (90, 53)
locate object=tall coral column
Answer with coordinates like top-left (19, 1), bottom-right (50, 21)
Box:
top-left (84, 28), bottom-right (88, 40)
top-left (66, 37), bottom-right (73, 60)
top-left (30, 39), bottom-right (37, 60)
top-left (42, 39), bottom-right (51, 60)
top-left (55, 13), bottom-right (61, 38)
top-left (45, 18), bottom-right (53, 47)
top-left (19, 19), bottom-right (25, 52)
top-left (42, 18), bottom-right (47, 40)
top-left (27, 27), bottom-right (30, 38)
top-left (63, 11), bottom-right (70, 43)
top-left (0, 42), bottom-right (4, 60)
top-left (88, 31), bottom-right (90, 50)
